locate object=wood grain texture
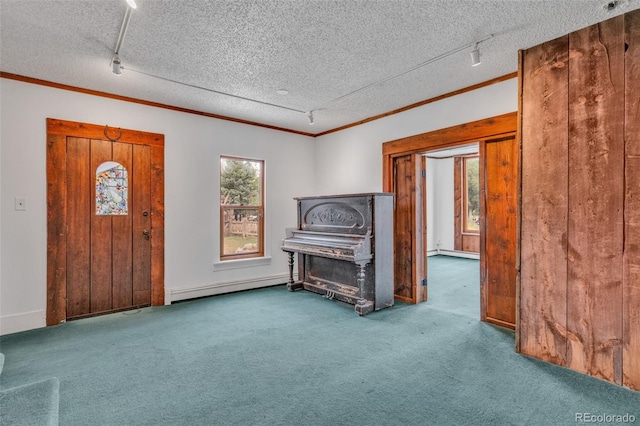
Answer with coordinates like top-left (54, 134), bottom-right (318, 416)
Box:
top-left (65, 138), bottom-right (91, 318)
top-left (567, 16), bottom-right (625, 384)
top-left (483, 137), bottom-right (518, 329)
top-left (519, 36), bottom-right (570, 364)
top-left (623, 8), bottom-right (640, 391)
top-left (454, 157), bottom-right (463, 251)
top-left (393, 155), bottom-right (414, 300)
top-left (150, 144), bottom-right (165, 306)
top-left (46, 134), bottom-right (67, 326)
top-left (383, 112), bottom-right (517, 157)
top-left (133, 144), bottom-right (152, 306)
top-left (47, 118), bottom-right (165, 322)
top-left (90, 139), bottom-right (114, 313)
top-left (112, 142), bottom-right (134, 309)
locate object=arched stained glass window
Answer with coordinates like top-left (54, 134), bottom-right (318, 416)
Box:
top-left (96, 161), bottom-right (128, 215)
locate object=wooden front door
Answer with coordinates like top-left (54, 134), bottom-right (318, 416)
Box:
top-left (66, 138), bottom-right (151, 319)
top-left (47, 118), bottom-right (165, 325)
top-left (480, 136), bottom-right (518, 329)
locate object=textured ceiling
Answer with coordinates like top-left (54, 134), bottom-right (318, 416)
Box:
top-left (1, 0), bottom-right (638, 135)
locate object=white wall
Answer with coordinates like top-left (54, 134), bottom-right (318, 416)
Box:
top-left (426, 157), bottom-right (455, 253)
top-left (313, 78), bottom-right (517, 195)
top-left (0, 78), bottom-right (316, 335)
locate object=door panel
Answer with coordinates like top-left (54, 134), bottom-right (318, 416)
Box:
top-left (66, 137), bottom-right (91, 318)
top-left (90, 139), bottom-right (114, 313)
top-left (482, 136), bottom-right (518, 328)
top-left (65, 137), bottom-right (151, 319)
top-left (112, 142), bottom-right (134, 310)
top-left (132, 144), bottom-right (152, 305)
top-left (393, 155), bottom-right (414, 301)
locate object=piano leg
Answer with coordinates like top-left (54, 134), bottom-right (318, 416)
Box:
top-left (286, 251), bottom-right (303, 291)
top-left (354, 263), bottom-right (374, 315)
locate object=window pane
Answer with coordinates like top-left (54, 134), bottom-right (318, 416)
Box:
top-left (220, 158), bottom-right (261, 206)
top-left (220, 156), bottom-right (264, 260)
top-left (464, 157), bottom-right (479, 232)
top-left (222, 207), bottom-right (260, 256)
top-left (96, 161), bottom-right (128, 215)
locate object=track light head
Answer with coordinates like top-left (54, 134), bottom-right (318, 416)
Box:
top-left (306, 111), bottom-right (314, 125)
top-left (126, 0), bottom-right (137, 9)
top-left (470, 44), bottom-right (481, 67)
top-left (112, 55), bottom-right (122, 75)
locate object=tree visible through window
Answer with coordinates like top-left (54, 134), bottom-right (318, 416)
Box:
top-left (463, 156), bottom-right (480, 233)
top-left (220, 156), bottom-right (264, 259)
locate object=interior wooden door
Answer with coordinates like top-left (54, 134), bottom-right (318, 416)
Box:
top-left (392, 153), bottom-right (426, 304)
top-left (66, 137), bottom-right (151, 319)
top-left (480, 136), bottom-right (518, 329)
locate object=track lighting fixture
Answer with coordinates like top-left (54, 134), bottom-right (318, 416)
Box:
top-left (126, 0), bottom-right (137, 8)
top-left (112, 55), bottom-right (122, 75)
top-left (306, 111), bottom-right (314, 125)
top-left (470, 43), bottom-right (481, 67)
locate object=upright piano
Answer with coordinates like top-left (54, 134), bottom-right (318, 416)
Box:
top-left (281, 193), bottom-right (394, 315)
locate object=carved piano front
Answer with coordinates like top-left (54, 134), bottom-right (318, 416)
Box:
top-left (281, 193), bottom-right (394, 316)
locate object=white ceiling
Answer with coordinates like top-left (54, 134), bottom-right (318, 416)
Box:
top-left (1, 0), bottom-right (637, 135)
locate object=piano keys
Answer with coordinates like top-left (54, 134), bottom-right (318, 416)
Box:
top-left (282, 193), bottom-right (394, 315)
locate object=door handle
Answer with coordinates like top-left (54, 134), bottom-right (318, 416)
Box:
top-left (142, 230), bottom-right (150, 240)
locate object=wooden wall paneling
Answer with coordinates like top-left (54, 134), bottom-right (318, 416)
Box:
top-left (479, 141), bottom-right (487, 323)
top-left (65, 138), bottom-right (91, 318)
top-left (567, 16), bottom-right (625, 384)
top-left (623, 8), bottom-right (640, 391)
top-left (518, 36), bottom-right (570, 364)
top-left (132, 144), bottom-right (152, 306)
top-left (90, 139), bottom-right (114, 313)
top-left (112, 142), bottom-right (134, 309)
top-left (46, 134), bottom-right (68, 326)
top-left (483, 137), bottom-right (518, 329)
top-left (393, 154), bottom-right (415, 301)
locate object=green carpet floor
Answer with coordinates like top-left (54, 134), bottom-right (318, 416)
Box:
top-left (1, 256), bottom-right (638, 425)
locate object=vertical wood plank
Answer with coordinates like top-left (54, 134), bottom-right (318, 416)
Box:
top-left (112, 142), bottom-right (133, 309)
top-left (519, 36), bottom-right (570, 364)
top-left (150, 144), bottom-right (165, 306)
top-left (46, 132), bottom-right (67, 326)
top-left (133, 144), bottom-right (152, 306)
top-left (90, 139), bottom-right (113, 313)
top-left (415, 153), bottom-right (426, 303)
top-left (393, 155), bottom-right (414, 301)
top-left (453, 157), bottom-right (462, 251)
top-left (66, 138), bottom-right (91, 318)
top-left (484, 137), bottom-right (518, 329)
top-left (623, 8), bottom-right (640, 391)
top-left (567, 16), bottom-right (625, 384)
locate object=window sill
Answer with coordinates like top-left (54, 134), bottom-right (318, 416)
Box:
top-left (213, 256), bottom-right (272, 270)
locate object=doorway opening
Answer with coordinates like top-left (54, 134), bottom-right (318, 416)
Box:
top-left (424, 143), bottom-right (480, 319)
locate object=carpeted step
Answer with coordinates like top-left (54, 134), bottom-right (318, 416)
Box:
top-left (0, 377), bottom-right (60, 426)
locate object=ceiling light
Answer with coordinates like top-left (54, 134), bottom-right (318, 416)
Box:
top-left (276, 89), bottom-right (289, 95)
top-left (470, 44), bottom-right (481, 67)
top-left (126, 0), bottom-right (137, 9)
top-left (112, 55), bottom-right (122, 75)
top-left (306, 111), bottom-right (314, 125)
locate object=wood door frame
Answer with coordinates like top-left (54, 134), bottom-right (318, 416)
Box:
top-left (382, 112), bottom-right (517, 306)
top-left (46, 118), bottom-right (165, 326)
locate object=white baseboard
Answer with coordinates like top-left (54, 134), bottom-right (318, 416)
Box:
top-left (0, 310), bottom-right (46, 336)
top-left (427, 249), bottom-right (479, 260)
top-left (166, 273), bottom-right (294, 304)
